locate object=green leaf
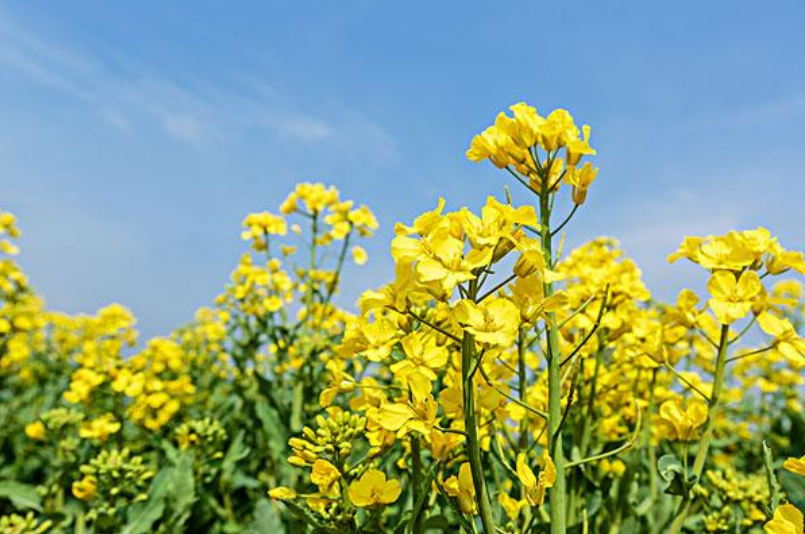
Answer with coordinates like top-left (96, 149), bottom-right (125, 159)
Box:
top-left (246, 498), bottom-right (285, 534)
top-left (658, 454), bottom-right (697, 498)
top-left (0, 480), bottom-right (42, 511)
top-left (120, 468), bottom-right (173, 534)
top-left (168, 452), bottom-right (196, 528)
top-left (222, 430), bottom-right (251, 482)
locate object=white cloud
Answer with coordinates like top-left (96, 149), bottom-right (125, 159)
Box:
top-left (162, 113), bottom-right (205, 143)
top-left (0, 6), bottom-right (399, 162)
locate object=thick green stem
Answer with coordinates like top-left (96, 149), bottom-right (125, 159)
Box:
top-left (463, 280), bottom-right (496, 534)
top-left (518, 327), bottom-right (528, 453)
top-left (540, 182), bottom-right (567, 534)
top-left (667, 323), bottom-right (730, 533)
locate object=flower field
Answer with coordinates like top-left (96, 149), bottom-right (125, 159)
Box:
top-left (1, 103), bottom-right (803, 534)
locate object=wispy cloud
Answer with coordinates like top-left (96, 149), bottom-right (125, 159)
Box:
top-left (0, 6), bottom-right (399, 160)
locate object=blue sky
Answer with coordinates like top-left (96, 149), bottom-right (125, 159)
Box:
top-left (2, 1), bottom-right (804, 340)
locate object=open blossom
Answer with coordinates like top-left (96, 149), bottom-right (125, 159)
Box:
top-left (516, 452), bottom-right (557, 507)
top-left (455, 297), bottom-right (521, 347)
top-left (707, 270), bottom-right (763, 324)
top-left (764, 503), bottom-right (804, 534)
top-left (658, 397), bottom-right (709, 441)
top-left (348, 470), bottom-right (401, 507)
top-left (444, 463), bottom-right (477, 514)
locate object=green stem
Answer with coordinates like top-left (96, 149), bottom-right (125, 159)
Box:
top-left (667, 323), bottom-right (730, 534)
top-left (540, 178), bottom-right (567, 534)
top-left (463, 280), bottom-right (496, 534)
top-left (518, 327), bottom-right (529, 453)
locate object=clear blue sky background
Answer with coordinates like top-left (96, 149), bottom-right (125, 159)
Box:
top-left (2, 1), bottom-right (804, 341)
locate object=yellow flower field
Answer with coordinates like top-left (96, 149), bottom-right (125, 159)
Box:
top-left (1, 103), bottom-right (803, 534)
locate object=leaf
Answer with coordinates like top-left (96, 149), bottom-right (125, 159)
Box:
top-left (170, 452), bottom-right (196, 520)
top-left (121, 468), bottom-right (173, 534)
top-left (657, 454), bottom-right (697, 498)
top-left (222, 430), bottom-right (251, 482)
top-left (246, 498), bottom-right (285, 534)
top-left (0, 480), bottom-right (42, 511)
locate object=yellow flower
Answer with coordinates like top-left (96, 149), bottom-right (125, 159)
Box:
top-left (757, 312), bottom-right (805, 361)
top-left (351, 246), bottom-right (368, 266)
top-left (268, 487), bottom-right (297, 500)
top-left (455, 297), bottom-right (520, 347)
top-left (444, 463), bottom-right (477, 514)
top-left (25, 421), bottom-right (45, 441)
top-left (347, 469), bottom-right (401, 507)
top-left (498, 491), bottom-right (527, 520)
top-left (374, 394), bottom-right (438, 436)
top-left (516, 452), bottom-right (556, 507)
top-left (783, 455), bottom-right (805, 476)
top-left (764, 503), bottom-right (803, 534)
top-left (389, 333), bottom-right (449, 401)
top-left (79, 414), bottom-right (121, 442)
top-left (565, 124), bottom-right (596, 166)
top-left (310, 459), bottom-right (341, 495)
top-left (564, 161), bottom-right (599, 205)
top-left (707, 270), bottom-right (762, 324)
top-left (72, 475), bottom-right (97, 501)
top-left (669, 229), bottom-right (772, 271)
top-left (658, 397), bottom-right (708, 441)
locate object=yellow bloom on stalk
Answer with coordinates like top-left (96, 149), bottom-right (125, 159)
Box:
top-left (658, 397), bottom-right (709, 441)
top-left (310, 459), bottom-right (341, 495)
top-left (280, 182), bottom-right (340, 215)
top-left (764, 503), bottom-right (804, 534)
top-left (268, 486), bottom-right (297, 501)
top-left (757, 311), bottom-right (805, 363)
top-left (72, 475), bottom-right (97, 501)
top-left (374, 394), bottom-right (438, 436)
top-left (766, 241), bottom-right (805, 275)
top-left (79, 414), bottom-right (121, 442)
top-left (563, 161), bottom-right (599, 205)
top-left (459, 196), bottom-right (537, 251)
top-left (397, 224), bottom-right (491, 295)
top-left (516, 452), bottom-right (556, 507)
top-left (565, 124), bottom-right (596, 166)
top-left (783, 455), bottom-right (805, 476)
top-left (444, 463), bottom-right (477, 514)
top-left (389, 332), bottom-right (449, 401)
top-left (347, 469), bottom-right (401, 508)
top-left (455, 297), bottom-right (520, 347)
top-left (25, 421), bottom-right (45, 441)
top-left (467, 103), bottom-right (597, 194)
top-left (241, 212), bottom-right (287, 251)
top-left (668, 228), bottom-right (774, 271)
top-left (707, 270), bottom-right (762, 324)
top-left (507, 275), bottom-right (568, 326)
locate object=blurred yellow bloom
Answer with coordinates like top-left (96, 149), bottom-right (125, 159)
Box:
top-left (24, 421), bottom-right (45, 441)
top-left (79, 414), bottom-right (121, 442)
top-left (783, 455), bottom-right (805, 476)
top-left (351, 245), bottom-right (368, 265)
top-left (268, 487), bottom-right (297, 500)
top-left (764, 503), bottom-right (803, 534)
top-left (72, 475), bottom-right (97, 501)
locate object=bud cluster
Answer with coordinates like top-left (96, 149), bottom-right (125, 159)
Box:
top-left (288, 411), bottom-right (366, 467)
